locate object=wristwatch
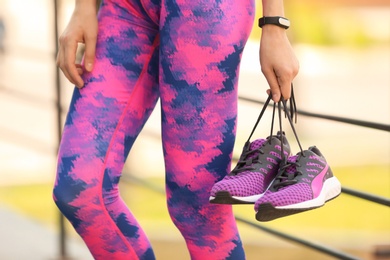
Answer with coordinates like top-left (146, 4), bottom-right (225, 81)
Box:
top-left (258, 16), bottom-right (290, 29)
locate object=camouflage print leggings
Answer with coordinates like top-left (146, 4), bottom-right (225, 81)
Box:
top-left (53, 0), bottom-right (254, 258)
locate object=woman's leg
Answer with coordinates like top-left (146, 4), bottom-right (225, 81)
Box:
top-left (53, 1), bottom-right (159, 259)
top-left (159, 0), bottom-right (255, 259)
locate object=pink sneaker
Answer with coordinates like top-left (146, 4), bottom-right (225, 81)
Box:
top-left (209, 132), bottom-right (290, 204)
top-left (255, 146), bottom-right (341, 221)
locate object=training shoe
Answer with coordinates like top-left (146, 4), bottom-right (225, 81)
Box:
top-left (254, 146), bottom-right (341, 221)
top-left (209, 132), bottom-right (291, 204)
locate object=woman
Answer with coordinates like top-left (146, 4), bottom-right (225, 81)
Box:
top-left (54, 0), bottom-right (298, 259)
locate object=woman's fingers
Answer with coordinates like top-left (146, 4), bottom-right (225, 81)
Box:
top-left (62, 38), bottom-right (84, 88)
top-left (83, 34), bottom-right (97, 72)
top-left (55, 4), bottom-right (98, 88)
top-left (57, 45), bottom-right (77, 86)
top-left (262, 67), bottom-right (281, 102)
top-left (76, 64), bottom-right (83, 75)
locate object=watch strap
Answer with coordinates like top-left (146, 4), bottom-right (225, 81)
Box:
top-left (258, 16), bottom-right (290, 29)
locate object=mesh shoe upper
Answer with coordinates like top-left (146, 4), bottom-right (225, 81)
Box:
top-left (254, 146), bottom-right (336, 210)
top-left (210, 133), bottom-right (290, 199)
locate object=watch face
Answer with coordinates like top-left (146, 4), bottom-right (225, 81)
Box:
top-left (278, 17), bottom-right (291, 27)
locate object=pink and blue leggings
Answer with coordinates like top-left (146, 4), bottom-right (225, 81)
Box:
top-left (53, 0), bottom-right (254, 259)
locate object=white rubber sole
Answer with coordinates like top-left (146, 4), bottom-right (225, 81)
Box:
top-left (209, 193), bottom-right (264, 203)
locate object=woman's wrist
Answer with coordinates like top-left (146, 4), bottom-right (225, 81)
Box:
top-left (261, 24), bottom-right (287, 36)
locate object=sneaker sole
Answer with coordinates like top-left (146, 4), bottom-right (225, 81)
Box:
top-left (255, 177), bottom-right (341, 221)
top-left (209, 191), bottom-right (264, 205)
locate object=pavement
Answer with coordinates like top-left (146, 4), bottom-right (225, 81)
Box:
top-left (0, 204), bottom-right (93, 260)
top-left (0, 205), bottom-right (369, 260)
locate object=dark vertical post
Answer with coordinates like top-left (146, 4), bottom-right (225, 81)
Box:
top-left (53, 0), bottom-right (67, 259)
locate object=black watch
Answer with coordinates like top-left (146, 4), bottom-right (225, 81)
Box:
top-left (258, 16), bottom-right (290, 29)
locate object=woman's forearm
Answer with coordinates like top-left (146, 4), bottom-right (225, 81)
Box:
top-left (75, 0), bottom-right (98, 11)
top-left (261, 0), bottom-right (285, 17)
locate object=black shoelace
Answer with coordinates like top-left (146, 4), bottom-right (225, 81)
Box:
top-left (273, 159), bottom-right (302, 189)
top-left (230, 148), bottom-right (265, 175)
top-left (231, 84), bottom-right (301, 176)
top-left (272, 90), bottom-right (306, 190)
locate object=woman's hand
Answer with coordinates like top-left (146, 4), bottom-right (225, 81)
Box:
top-left (56, 1), bottom-right (98, 88)
top-left (259, 26), bottom-right (299, 102)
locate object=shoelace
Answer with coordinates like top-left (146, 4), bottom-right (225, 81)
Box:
top-left (230, 148), bottom-right (265, 175)
top-left (229, 92), bottom-right (274, 176)
top-left (246, 84), bottom-right (298, 157)
top-left (273, 156), bottom-right (302, 190)
top-left (272, 93), bottom-right (306, 190)
top-left (231, 84), bottom-right (299, 176)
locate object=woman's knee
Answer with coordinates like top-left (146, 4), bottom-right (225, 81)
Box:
top-left (52, 176), bottom-right (88, 221)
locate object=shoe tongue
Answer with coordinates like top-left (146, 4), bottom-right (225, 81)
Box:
top-left (285, 155), bottom-right (299, 174)
top-left (244, 139), bottom-right (267, 160)
top-left (249, 139), bottom-right (267, 150)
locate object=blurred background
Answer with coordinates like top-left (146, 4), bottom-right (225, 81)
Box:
top-left (0, 0), bottom-right (389, 259)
